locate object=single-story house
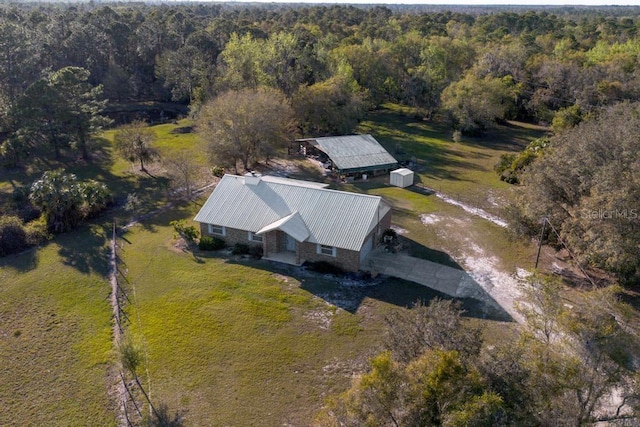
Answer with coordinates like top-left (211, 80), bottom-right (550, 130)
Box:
top-left (194, 173), bottom-right (392, 272)
top-left (296, 134), bottom-right (398, 178)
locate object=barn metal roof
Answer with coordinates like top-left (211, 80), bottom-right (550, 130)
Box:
top-left (299, 134), bottom-right (398, 172)
top-left (194, 174), bottom-right (390, 251)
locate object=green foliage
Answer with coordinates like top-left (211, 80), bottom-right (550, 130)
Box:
top-left (170, 219), bottom-right (199, 243)
top-left (10, 67), bottom-right (109, 161)
top-left (231, 243), bottom-right (250, 255)
top-left (495, 137), bottom-right (550, 184)
top-left (198, 235), bottom-right (225, 251)
top-left (0, 135), bottom-right (29, 167)
top-left (119, 339), bottom-right (142, 375)
top-left (293, 73), bottom-right (366, 136)
top-left (516, 103), bottom-right (640, 280)
top-left (323, 278), bottom-right (640, 426)
top-left (114, 120), bottom-right (160, 172)
top-left (29, 169), bottom-right (111, 233)
top-left (551, 105), bottom-right (584, 133)
top-left (211, 165), bottom-right (225, 178)
top-left (0, 215), bottom-right (29, 256)
top-left (441, 73), bottom-right (518, 135)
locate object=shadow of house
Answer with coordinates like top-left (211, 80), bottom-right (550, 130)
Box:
top-left (207, 248), bottom-right (511, 322)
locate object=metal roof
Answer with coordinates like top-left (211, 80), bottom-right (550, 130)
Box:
top-left (391, 168), bottom-right (414, 177)
top-left (194, 174), bottom-right (389, 251)
top-left (300, 134), bottom-right (397, 172)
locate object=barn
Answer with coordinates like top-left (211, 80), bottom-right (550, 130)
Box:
top-left (297, 134), bottom-right (398, 179)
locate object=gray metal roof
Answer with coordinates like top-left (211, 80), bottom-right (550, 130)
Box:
top-left (194, 174), bottom-right (390, 251)
top-left (302, 134), bottom-right (397, 172)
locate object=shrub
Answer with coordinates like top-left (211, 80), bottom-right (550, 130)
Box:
top-left (24, 216), bottom-right (50, 245)
top-left (307, 260), bottom-right (344, 275)
top-left (198, 235), bottom-right (225, 251)
top-left (0, 216), bottom-right (29, 256)
top-left (211, 165), bottom-right (225, 178)
top-left (170, 219), bottom-right (199, 243)
top-left (249, 245), bottom-right (263, 259)
top-left (232, 243), bottom-right (250, 255)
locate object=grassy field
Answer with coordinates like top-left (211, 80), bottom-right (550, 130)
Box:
top-left (0, 107), bottom-right (546, 425)
top-left (0, 224), bottom-right (115, 426)
top-left (119, 207), bottom-right (459, 425)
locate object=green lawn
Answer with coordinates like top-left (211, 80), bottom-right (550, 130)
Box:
top-left (0, 108), bottom-right (542, 425)
top-left (0, 224), bottom-right (115, 426)
top-left (119, 207), bottom-right (456, 425)
top-left (358, 104), bottom-right (547, 214)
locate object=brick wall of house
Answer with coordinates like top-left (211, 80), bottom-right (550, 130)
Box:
top-left (298, 241), bottom-right (361, 272)
top-left (200, 224), bottom-right (262, 249)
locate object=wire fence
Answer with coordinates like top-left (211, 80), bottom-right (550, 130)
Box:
top-left (111, 220), bottom-right (162, 426)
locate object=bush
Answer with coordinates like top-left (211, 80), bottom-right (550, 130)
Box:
top-left (25, 216), bottom-right (50, 245)
top-left (198, 235), bottom-right (225, 251)
top-left (211, 165), bottom-right (225, 178)
top-left (0, 216), bottom-right (29, 256)
top-left (232, 243), bottom-right (250, 255)
top-left (170, 219), bottom-right (199, 243)
top-left (307, 260), bottom-right (344, 275)
top-left (249, 245), bottom-right (263, 259)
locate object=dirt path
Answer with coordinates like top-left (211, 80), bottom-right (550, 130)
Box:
top-left (418, 203), bottom-right (526, 323)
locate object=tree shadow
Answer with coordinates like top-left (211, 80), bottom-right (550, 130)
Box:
top-left (56, 224), bottom-right (110, 276)
top-left (0, 245), bottom-right (39, 272)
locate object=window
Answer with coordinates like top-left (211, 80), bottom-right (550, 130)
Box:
top-left (208, 224), bottom-right (225, 236)
top-left (317, 244), bottom-right (336, 257)
top-left (248, 232), bottom-right (263, 243)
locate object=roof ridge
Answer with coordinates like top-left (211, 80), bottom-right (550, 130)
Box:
top-left (225, 174), bottom-right (383, 201)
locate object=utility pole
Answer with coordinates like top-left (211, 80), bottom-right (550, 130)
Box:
top-left (535, 217), bottom-right (547, 269)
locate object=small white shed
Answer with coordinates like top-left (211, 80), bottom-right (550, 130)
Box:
top-left (390, 168), bottom-right (414, 188)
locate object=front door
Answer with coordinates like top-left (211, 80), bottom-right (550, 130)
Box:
top-left (285, 234), bottom-right (296, 252)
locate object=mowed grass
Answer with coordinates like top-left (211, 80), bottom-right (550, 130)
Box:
top-left (352, 105), bottom-right (543, 271)
top-left (120, 207), bottom-right (451, 425)
top-left (358, 104), bottom-right (548, 214)
top-left (0, 224), bottom-right (114, 426)
top-left (0, 120), bottom-right (207, 425)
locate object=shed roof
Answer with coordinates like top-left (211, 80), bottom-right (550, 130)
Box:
top-left (298, 134), bottom-right (397, 172)
top-left (194, 174), bottom-right (390, 251)
top-left (391, 168), bottom-right (414, 177)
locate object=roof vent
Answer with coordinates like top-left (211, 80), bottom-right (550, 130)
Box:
top-left (243, 171), bottom-right (262, 186)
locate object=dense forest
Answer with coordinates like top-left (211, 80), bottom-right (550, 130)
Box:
top-left (1, 3), bottom-right (640, 278)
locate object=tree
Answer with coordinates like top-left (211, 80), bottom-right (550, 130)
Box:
top-left (11, 67), bottom-right (108, 160)
top-left (383, 298), bottom-right (481, 364)
top-left (292, 70), bottom-right (366, 136)
top-left (515, 102), bottom-right (640, 280)
top-left (441, 72), bottom-right (517, 135)
top-left (164, 151), bottom-right (203, 199)
top-left (318, 350), bottom-right (504, 427)
top-left (197, 87), bottom-right (294, 172)
top-left (48, 66), bottom-right (110, 160)
top-left (29, 169), bottom-right (111, 233)
top-left (114, 121), bottom-right (160, 172)
top-left (513, 276), bottom-right (639, 425)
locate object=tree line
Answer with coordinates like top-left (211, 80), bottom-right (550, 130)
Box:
top-left (2, 3), bottom-right (640, 144)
